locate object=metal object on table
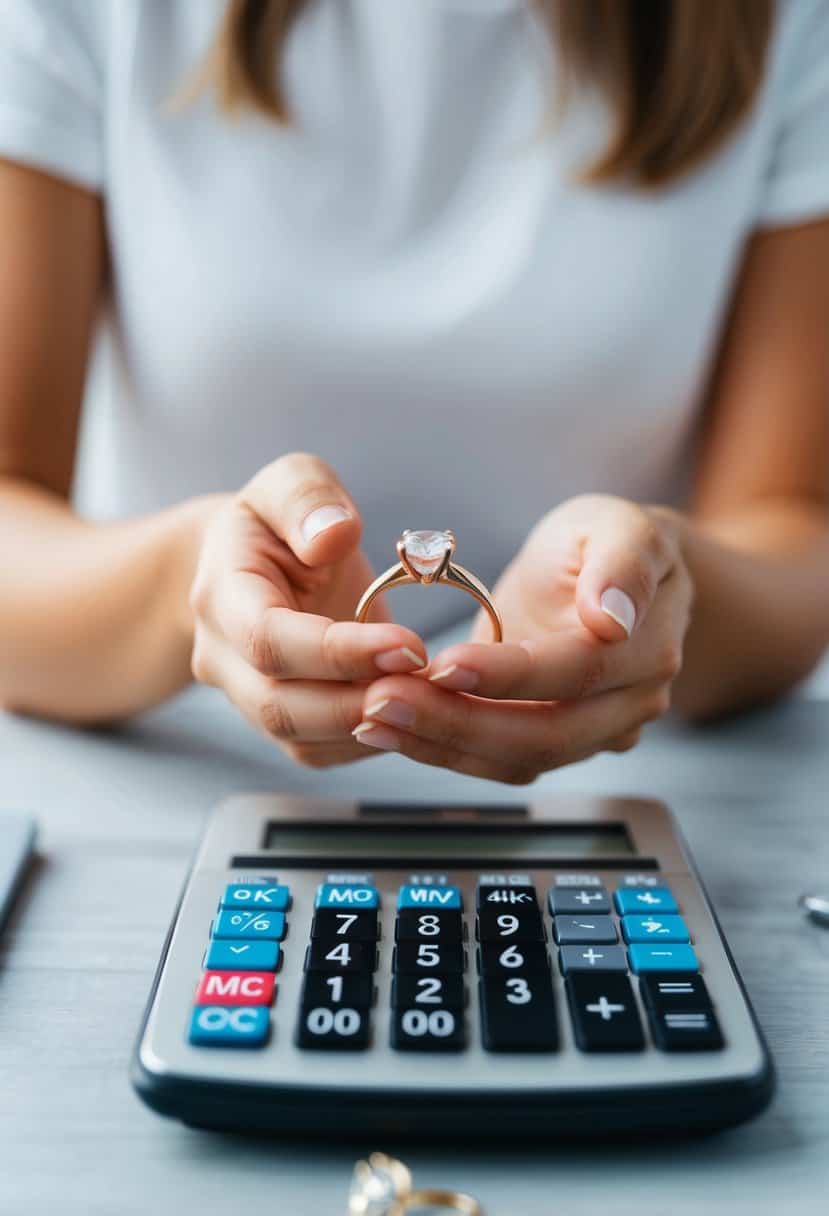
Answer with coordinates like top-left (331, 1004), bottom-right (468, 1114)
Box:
top-left (799, 893), bottom-right (829, 927)
top-left (348, 1152), bottom-right (482, 1215)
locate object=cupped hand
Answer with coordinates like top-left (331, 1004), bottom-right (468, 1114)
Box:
top-left (352, 495), bottom-right (693, 783)
top-left (189, 453), bottom-right (427, 767)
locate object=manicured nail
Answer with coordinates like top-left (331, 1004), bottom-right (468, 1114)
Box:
top-left (300, 504), bottom-right (351, 542)
top-left (365, 697), bottom-right (416, 728)
top-left (429, 664), bottom-right (479, 692)
top-left (352, 721), bottom-right (400, 751)
top-left (375, 646), bottom-right (426, 673)
top-left (600, 587), bottom-right (636, 636)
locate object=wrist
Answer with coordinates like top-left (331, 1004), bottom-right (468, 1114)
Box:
top-left (163, 494), bottom-right (231, 654)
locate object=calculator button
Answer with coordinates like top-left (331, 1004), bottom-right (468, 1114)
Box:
top-left (296, 1003), bottom-right (370, 1049)
top-left (316, 883), bottom-right (379, 909)
top-left (195, 970), bottom-right (275, 1007)
top-left (390, 1006), bottom-right (466, 1051)
top-left (549, 886), bottom-right (611, 915)
top-left (304, 940), bottom-right (376, 973)
top-left (188, 1005), bottom-right (270, 1047)
top-left (648, 1005), bottom-right (724, 1052)
top-left (204, 940), bottom-right (280, 971)
top-left (220, 883), bottom-right (291, 910)
top-left (558, 945), bottom-right (628, 974)
top-left (393, 941), bottom-right (465, 975)
top-left (553, 915), bottom-right (617, 945)
top-left (628, 943), bottom-right (699, 973)
top-left (478, 940), bottom-right (549, 976)
top-left (615, 886), bottom-right (678, 915)
top-left (477, 884), bottom-right (538, 910)
top-left (398, 884), bottom-right (462, 910)
top-left (212, 909), bottom-right (286, 941)
top-left (566, 974), bottom-right (645, 1052)
top-left (395, 908), bottom-right (463, 943)
top-left (300, 972), bottom-right (374, 1010)
top-left (391, 974), bottom-right (465, 1010)
top-left (621, 914), bottom-right (690, 944)
top-left (311, 909), bottom-right (379, 941)
top-left (638, 972), bottom-right (712, 1010)
top-left (476, 905), bottom-right (544, 942)
top-left (479, 975), bottom-right (558, 1052)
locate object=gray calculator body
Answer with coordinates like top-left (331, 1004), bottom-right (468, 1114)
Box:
top-left (132, 795), bottom-right (773, 1137)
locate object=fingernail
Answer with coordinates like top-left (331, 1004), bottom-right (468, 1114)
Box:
top-left (429, 663), bottom-right (479, 692)
top-left (352, 721), bottom-right (400, 751)
top-left (364, 697), bottom-right (416, 728)
top-left (300, 504), bottom-right (351, 543)
top-left (375, 646), bottom-right (426, 673)
top-left (600, 587), bottom-right (636, 636)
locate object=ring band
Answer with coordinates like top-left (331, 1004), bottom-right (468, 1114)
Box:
top-left (395, 1189), bottom-right (482, 1214)
top-left (355, 530), bottom-right (503, 643)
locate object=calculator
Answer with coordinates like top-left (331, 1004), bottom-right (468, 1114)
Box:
top-left (132, 795), bottom-right (774, 1137)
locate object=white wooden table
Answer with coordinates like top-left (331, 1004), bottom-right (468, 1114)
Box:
top-left (1, 673), bottom-right (827, 1215)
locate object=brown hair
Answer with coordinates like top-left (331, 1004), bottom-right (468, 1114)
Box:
top-left (199, 0), bottom-right (774, 187)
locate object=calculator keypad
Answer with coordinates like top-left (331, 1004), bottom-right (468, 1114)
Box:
top-left (187, 873), bottom-right (726, 1058)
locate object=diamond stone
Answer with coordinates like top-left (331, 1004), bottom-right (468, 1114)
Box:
top-left (348, 1159), bottom-right (398, 1216)
top-left (401, 529), bottom-right (452, 577)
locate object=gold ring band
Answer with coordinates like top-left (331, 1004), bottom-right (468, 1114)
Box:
top-left (355, 530), bottom-right (502, 643)
top-left (395, 1189), bottom-right (482, 1214)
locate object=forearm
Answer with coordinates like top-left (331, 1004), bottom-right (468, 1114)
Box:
top-left (665, 499), bottom-right (829, 720)
top-left (0, 478), bottom-right (224, 723)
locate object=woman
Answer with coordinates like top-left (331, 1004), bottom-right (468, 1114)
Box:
top-left (0, 0), bottom-right (827, 785)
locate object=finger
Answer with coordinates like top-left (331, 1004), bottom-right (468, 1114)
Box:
top-left (241, 451), bottom-right (363, 567)
top-left (426, 579), bottom-right (688, 701)
top-left (212, 573), bottom-right (427, 678)
top-left (352, 674), bottom-right (669, 775)
top-left (195, 633), bottom-right (377, 741)
top-left (574, 504), bottom-right (676, 642)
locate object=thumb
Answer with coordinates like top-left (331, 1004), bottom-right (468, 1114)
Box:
top-left (241, 452), bottom-right (362, 567)
top-left (574, 507), bottom-right (674, 642)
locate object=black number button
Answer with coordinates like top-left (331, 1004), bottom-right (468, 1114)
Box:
top-left (390, 1006), bottom-right (466, 1052)
top-left (395, 909), bottom-right (463, 943)
top-left (304, 939), bottom-right (376, 973)
top-left (391, 974), bottom-right (465, 1010)
top-left (296, 1002), bottom-right (370, 1049)
top-left (311, 909), bottom-right (379, 942)
top-left (393, 941), bottom-right (465, 974)
top-left (477, 905), bottom-right (543, 943)
top-left (477, 884), bottom-right (538, 910)
top-left (478, 940), bottom-right (549, 976)
top-left (300, 973), bottom-right (374, 1008)
top-left (479, 974), bottom-right (558, 1052)
top-left (566, 973), bottom-right (645, 1052)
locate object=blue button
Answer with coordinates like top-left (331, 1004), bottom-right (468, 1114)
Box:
top-left (628, 943), bottom-right (699, 973)
top-left (621, 914), bottom-right (690, 944)
top-left (213, 909), bottom-right (286, 940)
top-left (316, 884), bottom-right (379, 909)
top-left (204, 940), bottom-right (280, 971)
top-left (188, 1005), bottom-right (270, 1046)
top-left (615, 886), bottom-right (678, 915)
top-left (220, 883), bottom-right (290, 910)
top-left (397, 885), bottom-right (462, 910)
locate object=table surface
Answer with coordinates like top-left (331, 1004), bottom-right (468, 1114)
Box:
top-left (1, 659), bottom-right (828, 1216)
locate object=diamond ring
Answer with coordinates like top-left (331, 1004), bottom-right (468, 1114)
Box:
top-left (354, 529), bottom-right (503, 642)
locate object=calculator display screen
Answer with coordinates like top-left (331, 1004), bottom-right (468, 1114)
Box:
top-left (262, 823), bottom-right (634, 859)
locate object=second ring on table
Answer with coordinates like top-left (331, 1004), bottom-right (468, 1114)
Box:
top-left (354, 529), bottom-right (503, 642)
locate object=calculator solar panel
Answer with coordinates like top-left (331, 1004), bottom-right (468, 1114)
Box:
top-left (132, 796), bottom-right (774, 1137)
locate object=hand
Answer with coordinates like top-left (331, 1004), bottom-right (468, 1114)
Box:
top-left (352, 495), bottom-right (693, 784)
top-left (189, 453), bottom-right (427, 767)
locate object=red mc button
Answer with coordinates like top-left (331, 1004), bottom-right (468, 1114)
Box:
top-left (195, 970), bottom-right (276, 1006)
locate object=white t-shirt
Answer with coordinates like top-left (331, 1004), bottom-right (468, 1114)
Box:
top-left (1, 0), bottom-right (829, 636)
